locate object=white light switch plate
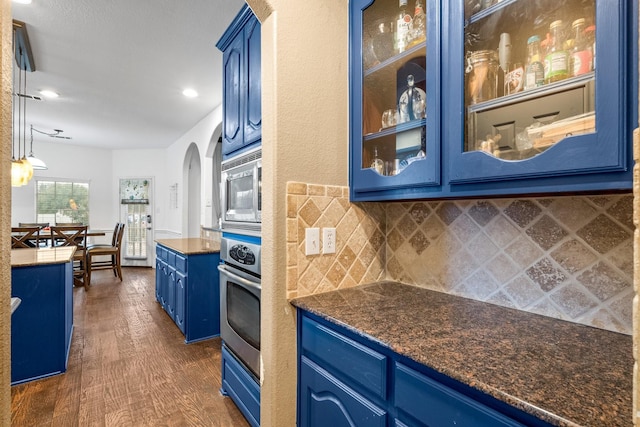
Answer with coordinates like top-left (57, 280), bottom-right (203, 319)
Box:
top-left (305, 228), bottom-right (320, 255)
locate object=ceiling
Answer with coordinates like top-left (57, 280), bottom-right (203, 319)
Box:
top-left (11, 0), bottom-right (245, 150)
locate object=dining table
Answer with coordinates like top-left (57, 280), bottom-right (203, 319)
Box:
top-left (14, 227), bottom-right (107, 247)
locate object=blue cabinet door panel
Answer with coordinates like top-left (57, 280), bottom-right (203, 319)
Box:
top-left (175, 270), bottom-right (186, 334)
top-left (300, 356), bottom-right (387, 427)
top-left (167, 265), bottom-right (176, 320)
top-left (244, 14), bottom-right (262, 146)
top-left (223, 36), bottom-right (244, 156)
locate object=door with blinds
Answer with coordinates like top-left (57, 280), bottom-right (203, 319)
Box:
top-left (119, 178), bottom-right (154, 267)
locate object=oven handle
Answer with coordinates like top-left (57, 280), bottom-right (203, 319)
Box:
top-left (218, 264), bottom-right (261, 292)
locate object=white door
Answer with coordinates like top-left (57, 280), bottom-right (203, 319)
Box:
top-left (119, 178), bottom-right (154, 267)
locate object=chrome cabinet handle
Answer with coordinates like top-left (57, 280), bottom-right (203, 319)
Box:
top-left (218, 264), bottom-right (261, 291)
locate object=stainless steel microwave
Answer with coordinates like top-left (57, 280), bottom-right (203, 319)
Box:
top-left (220, 148), bottom-right (261, 236)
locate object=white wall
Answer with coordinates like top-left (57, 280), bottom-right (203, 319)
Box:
top-left (164, 106), bottom-right (222, 237)
top-left (12, 105), bottom-right (223, 242)
top-left (11, 143), bottom-right (115, 231)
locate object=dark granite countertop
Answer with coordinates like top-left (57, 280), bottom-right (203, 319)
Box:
top-left (291, 282), bottom-right (632, 427)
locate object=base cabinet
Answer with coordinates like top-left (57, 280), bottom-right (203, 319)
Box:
top-left (221, 344), bottom-right (260, 427)
top-left (155, 244), bottom-right (220, 343)
top-left (11, 261), bottom-right (73, 385)
top-left (298, 310), bottom-right (552, 427)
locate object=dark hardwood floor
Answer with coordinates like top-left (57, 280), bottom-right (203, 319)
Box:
top-left (11, 267), bottom-right (249, 426)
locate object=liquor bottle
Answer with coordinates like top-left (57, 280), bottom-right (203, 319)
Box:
top-left (411, 0), bottom-right (426, 44)
top-left (398, 74), bottom-right (426, 122)
top-left (544, 20), bottom-right (569, 83)
top-left (370, 146), bottom-right (384, 175)
top-left (524, 35), bottom-right (544, 90)
top-left (396, 0), bottom-right (412, 53)
top-left (569, 18), bottom-right (593, 76)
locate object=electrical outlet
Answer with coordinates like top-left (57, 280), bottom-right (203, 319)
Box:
top-left (323, 228), bottom-right (336, 254)
top-left (305, 228), bottom-right (320, 255)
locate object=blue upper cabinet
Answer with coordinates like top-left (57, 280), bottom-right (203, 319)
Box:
top-left (350, 0), bottom-right (637, 201)
top-left (217, 6), bottom-right (262, 159)
top-left (350, 0), bottom-right (441, 201)
top-left (445, 0), bottom-right (635, 192)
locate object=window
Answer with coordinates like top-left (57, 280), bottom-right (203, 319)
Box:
top-left (36, 180), bottom-right (90, 225)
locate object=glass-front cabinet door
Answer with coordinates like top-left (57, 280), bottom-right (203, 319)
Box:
top-left (447, 0), bottom-right (631, 185)
top-left (350, 0), bottom-right (440, 200)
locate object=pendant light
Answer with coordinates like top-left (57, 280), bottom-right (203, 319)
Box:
top-left (27, 125), bottom-right (47, 170)
top-left (12, 21), bottom-right (36, 187)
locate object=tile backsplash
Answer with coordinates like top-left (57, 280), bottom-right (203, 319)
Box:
top-left (286, 182), bottom-right (633, 335)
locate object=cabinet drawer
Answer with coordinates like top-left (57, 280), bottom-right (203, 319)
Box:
top-left (301, 316), bottom-right (387, 400)
top-left (174, 253), bottom-right (187, 274)
top-left (167, 250), bottom-right (176, 267)
top-left (394, 362), bottom-right (524, 427)
top-left (156, 245), bottom-right (167, 261)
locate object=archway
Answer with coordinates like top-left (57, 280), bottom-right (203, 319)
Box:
top-left (205, 123), bottom-right (223, 229)
top-left (183, 143), bottom-right (202, 237)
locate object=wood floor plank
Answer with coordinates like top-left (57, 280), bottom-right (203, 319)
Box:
top-left (11, 267), bottom-right (250, 426)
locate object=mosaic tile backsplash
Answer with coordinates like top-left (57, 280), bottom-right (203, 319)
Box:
top-left (286, 182), bottom-right (633, 335)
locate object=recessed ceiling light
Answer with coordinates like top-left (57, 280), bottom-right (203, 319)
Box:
top-left (40, 90), bottom-right (59, 99)
top-left (182, 88), bottom-right (198, 98)
top-left (13, 0), bottom-right (33, 4)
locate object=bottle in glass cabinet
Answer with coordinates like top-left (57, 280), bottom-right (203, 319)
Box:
top-left (411, 0), bottom-right (426, 45)
top-left (544, 20), bottom-right (569, 83)
top-left (524, 35), bottom-right (544, 90)
top-left (396, 0), bottom-right (412, 53)
top-left (569, 18), bottom-right (593, 76)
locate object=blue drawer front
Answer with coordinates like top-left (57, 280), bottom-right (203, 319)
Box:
top-left (221, 345), bottom-right (260, 427)
top-left (394, 362), bottom-right (524, 427)
top-left (167, 250), bottom-right (176, 266)
top-left (156, 245), bottom-right (167, 260)
top-left (174, 253), bottom-right (187, 273)
top-left (301, 316), bottom-right (387, 400)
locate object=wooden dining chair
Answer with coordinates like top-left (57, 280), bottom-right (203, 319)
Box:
top-left (18, 222), bottom-right (49, 228)
top-left (50, 225), bottom-right (88, 288)
top-left (86, 223), bottom-right (125, 287)
top-left (18, 223), bottom-right (49, 246)
top-left (11, 226), bottom-right (41, 249)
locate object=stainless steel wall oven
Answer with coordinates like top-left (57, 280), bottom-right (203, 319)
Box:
top-left (218, 235), bottom-right (261, 380)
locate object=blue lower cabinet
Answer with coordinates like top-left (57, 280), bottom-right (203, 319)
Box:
top-left (154, 244), bottom-right (220, 343)
top-left (394, 362), bottom-right (523, 427)
top-left (11, 261), bottom-right (73, 385)
top-left (175, 270), bottom-right (186, 334)
top-left (221, 344), bottom-right (260, 427)
top-left (300, 356), bottom-right (387, 427)
top-left (298, 310), bottom-right (552, 427)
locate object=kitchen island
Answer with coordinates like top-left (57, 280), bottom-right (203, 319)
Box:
top-left (154, 238), bottom-right (221, 343)
top-left (291, 281), bottom-right (631, 427)
top-left (11, 246), bottom-right (76, 385)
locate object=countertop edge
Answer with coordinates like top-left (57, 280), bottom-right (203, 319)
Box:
top-left (155, 238), bottom-right (221, 255)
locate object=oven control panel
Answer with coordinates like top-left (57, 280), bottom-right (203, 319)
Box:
top-left (229, 244), bottom-right (256, 266)
top-left (221, 236), bottom-right (261, 276)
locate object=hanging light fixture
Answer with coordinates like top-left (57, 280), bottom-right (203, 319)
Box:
top-left (12, 20), bottom-right (36, 187)
top-left (27, 125), bottom-right (47, 170)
